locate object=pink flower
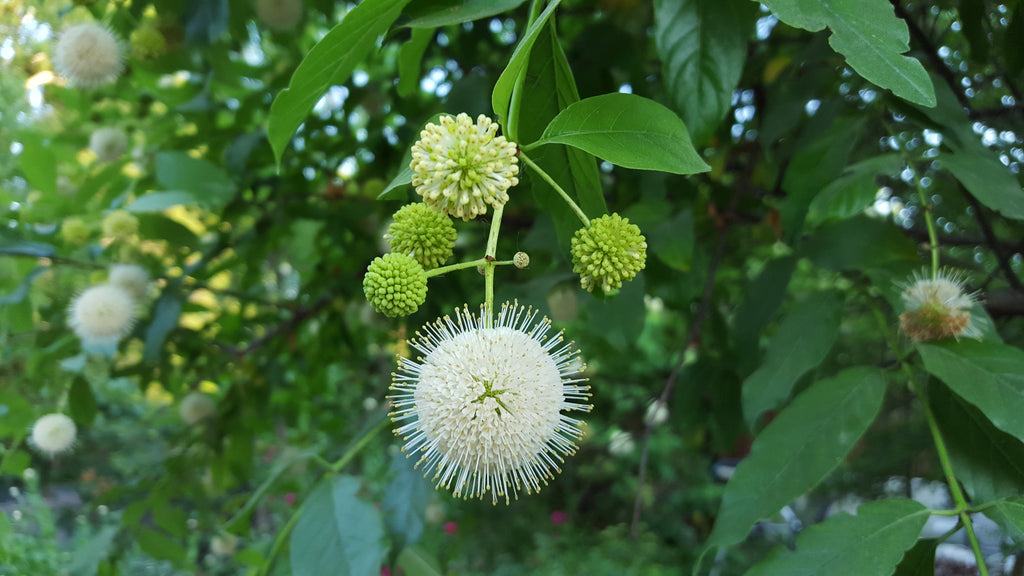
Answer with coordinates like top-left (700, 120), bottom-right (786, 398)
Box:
top-left (550, 510), bottom-right (567, 526)
top-left (443, 521), bottom-right (458, 535)
top-left (284, 492), bottom-right (297, 506)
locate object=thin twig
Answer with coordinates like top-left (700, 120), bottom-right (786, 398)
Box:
top-left (214, 295), bottom-right (332, 358)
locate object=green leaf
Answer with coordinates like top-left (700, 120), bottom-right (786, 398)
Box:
top-left (941, 151), bottom-right (1024, 221)
top-left (144, 294), bottom-right (182, 362)
top-left (801, 215), bottom-right (918, 271)
top-left (526, 93), bottom-right (710, 174)
top-left (983, 498), bottom-right (1024, 545)
top-left (745, 499), bottom-right (929, 576)
top-left (136, 526), bottom-right (187, 565)
top-left (0, 267), bottom-right (45, 305)
top-left (583, 272), bottom-right (645, 351)
top-left (919, 341), bottom-right (1024, 446)
top-left (268, 0), bottom-right (411, 164)
top-left (705, 367), bottom-right (887, 551)
top-left (127, 191), bottom-right (197, 213)
top-left (518, 18), bottom-right (605, 247)
top-left (490, 0), bottom-right (563, 134)
top-left (396, 546), bottom-right (443, 576)
top-left (732, 256), bottom-right (797, 374)
top-left (154, 152), bottom-right (235, 208)
top-left (742, 291), bottom-right (844, 429)
top-left (18, 136), bottom-right (57, 196)
top-left (893, 538), bottom-right (937, 576)
top-left (807, 154), bottom-right (904, 224)
top-left (648, 209), bottom-right (694, 271)
top-left (379, 114), bottom-right (443, 201)
top-left (0, 240), bottom-right (56, 258)
top-left (290, 475), bottom-right (387, 576)
top-left (0, 450), bottom-right (29, 475)
top-left (382, 451), bottom-right (432, 551)
top-left (397, 28), bottom-right (433, 98)
top-left (68, 526), bottom-right (120, 576)
top-left (653, 0), bottom-right (755, 145)
top-left (0, 391), bottom-right (33, 436)
top-left (69, 376), bottom-right (98, 426)
top-left (760, 0), bottom-right (935, 106)
top-left (403, 0), bottom-right (526, 28)
top-left (930, 381), bottom-right (1024, 503)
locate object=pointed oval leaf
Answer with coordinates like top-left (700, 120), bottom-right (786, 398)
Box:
top-left (490, 0), bottom-right (562, 134)
top-left (746, 499), bottom-right (929, 576)
top-left (403, 0), bottom-right (526, 28)
top-left (706, 367), bottom-right (887, 551)
top-left (941, 151), bottom-right (1024, 221)
top-left (526, 93), bottom-right (710, 174)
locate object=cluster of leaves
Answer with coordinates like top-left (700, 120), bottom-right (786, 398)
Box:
top-left (1, 0), bottom-right (1024, 575)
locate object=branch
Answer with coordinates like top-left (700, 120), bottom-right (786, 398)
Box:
top-left (214, 295), bottom-right (332, 359)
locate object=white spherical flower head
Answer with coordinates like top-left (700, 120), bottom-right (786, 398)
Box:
top-left (256, 0), bottom-right (303, 31)
top-left (53, 22), bottom-right (123, 87)
top-left (180, 392), bottom-right (217, 425)
top-left (608, 430), bottom-right (635, 457)
top-left (89, 128), bottom-right (128, 162)
top-left (109, 264), bottom-right (149, 301)
top-left (410, 113), bottom-right (520, 221)
top-left (644, 400), bottom-right (669, 428)
top-left (31, 414), bottom-right (77, 457)
top-left (210, 533), bottom-right (239, 557)
top-left (69, 284), bottom-right (136, 348)
top-left (899, 269), bottom-right (982, 342)
top-left (390, 301), bottom-right (591, 504)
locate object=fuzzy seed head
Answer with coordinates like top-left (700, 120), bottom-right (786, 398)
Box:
top-left (571, 213), bottom-right (647, 293)
top-left (513, 251), bottom-right (530, 269)
top-left (109, 264), bottom-right (149, 301)
top-left (255, 0), bottom-right (303, 31)
top-left (410, 113), bottom-right (519, 221)
top-left (61, 217), bottom-right (90, 245)
top-left (31, 414), bottom-right (77, 457)
top-left (180, 392), bottom-right (216, 425)
top-left (53, 22), bottom-right (123, 87)
top-left (69, 284), bottom-right (136, 348)
top-left (386, 203), bottom-right (457, 269)
top-left (90, 127), bottom-right (127, 162)
top-left (102, 210), bottom-right (138, 239)
top-left (363, 253), bottom-right (428, 318)
top-left (608, 430), bottom-right (635, 457)
top-left (130, 26), bottom-right (166, 60)
top-left (390, 301), bottom-right (591, 504)
top-left (899, 270), bottom-right (981, 342)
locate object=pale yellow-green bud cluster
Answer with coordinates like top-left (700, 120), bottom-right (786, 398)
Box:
top-left (61, 217), bottom-right (90, 245)
top-left (102, 210), bottom-right (138, 240)
top-left (363, 253), bottom-right (428, 318)
top-left (130, 26), bottom-right (167, 60)
top-left (386, 203), bottom-right (456, 269)
top-left (570, 213), bottom-right (647, 294)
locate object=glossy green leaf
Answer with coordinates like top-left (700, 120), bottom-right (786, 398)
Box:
top-left (919, 340), bottom-right (1024, 445)
top-left (653, 0), bottom-right (755, 145)
top-left (144, 294), bottom-right (182, 362)
top-left (382, 451), bottom-right (432, 551)
top-left (518, 19), bottom-right (605, 247)
top-left (403, 0), bottom-right (526, 28)
top-left (397, 28), bottom-right (433, 97)
top-left (930, 382), bottom-right (1024, 503)
top-left (941, 151), bottom-right (1024, 221)
top-left (154, 152), bottom-right (235, 208)
top-left (742, 291), bottom-right (844, 429)
top-left (893, 538), bottom-right (937, 576)
top-left (705, 367), bottom-right (887, 551)
top-left (807, 154), bottom-right (904, 224)
top-left (290, 475), bottom-right (387, 576)
top-left (746, 499), bottom-right (929, 576)
top-left (69, 376), bottom-right (97, 426)
top-left (526, 93), bottom-right (709, 174)
top-left (760, 0), bottom-right (935, 106)
top-left (801, 215), bottom-right (918, 271)
top-left (268, 0), bottom-right (411, 164)
top-left (983, 498), bottom-right (1024, 544)
top-left (490, 0), bottom-right (562, 134)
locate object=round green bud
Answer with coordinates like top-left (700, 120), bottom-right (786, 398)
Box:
top-left (61, 217), bottom-right (90, 245)
top-left (570, 213), bottom-right (647, 294)
top-left (513, 251), bottom-right (529, 269)
top-left (102, 210), bottom-right (139, 240)
top-left (385, 203), bottom-right (456, 269)
top-left (363, 253), bottom-right (428, 318)
top-left (130, 26), bottom-right (167, 60)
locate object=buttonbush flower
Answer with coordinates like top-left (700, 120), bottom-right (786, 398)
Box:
top-left (109, 264), bottom-right (149, 301)
top-left (90, 127), bottom-right (127, 162)
top-left (130, 25), bottom-right (166, 60)
top-left (102, 210), bottom-right (138, 239)
top-left (69, 284), bottom-right (136, 349)
top-left (61, 217), bottom-right (90, 245)
top-left (385, 203), bottom-right (457, 269)
top-left (390, 301), bottom-right (591, 504)
top-left (899, 270), bottom-right (982, 342)
top-left (180, 392), bottom-right (216, 425)
top-left (571, 213), bottom-right (647, 293)
top-left (53, 22), bottom-right (123, 87)
top-left (255, 0), bottom-right (303, 31)
top-left (31, 414), bottom-right (77, 457)
top-left (363, 253), bottom-right (428, 317)
top-left (410, 113), bottom-right (519, 221)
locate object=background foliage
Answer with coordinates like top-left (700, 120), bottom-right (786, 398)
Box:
top-left (2, 0), bottom-right (1024, 574)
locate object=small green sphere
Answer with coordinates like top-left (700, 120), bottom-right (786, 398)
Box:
top-left (570, 213), bottom-right (647, 294)
top-left (386, 203), bottom-right (456, 269)
top-left (61, 217), bottom-right (90, 245)
top-left (131, 26), bottom-right (167, 60)
top-left (102, 210), bottom-right (139, 240)
top-left (363, 253), bottom-right (428, 318)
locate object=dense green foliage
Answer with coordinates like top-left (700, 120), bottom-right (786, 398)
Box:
top-left (2, 0), bottom-right (1024, 574)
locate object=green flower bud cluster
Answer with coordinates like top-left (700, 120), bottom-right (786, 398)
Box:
top-left (102, 210), bottom-right (139, 240)
top-left (130, 26), bottom-right (167, 60)
top-left (363, 253), bottom-right (428, 318)
top-left (386, 203), bottom-right (456, 269)
top-left (570, 213), bottom-right (647, 294)
top-left (61, 217), bottom-right (91, 245)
